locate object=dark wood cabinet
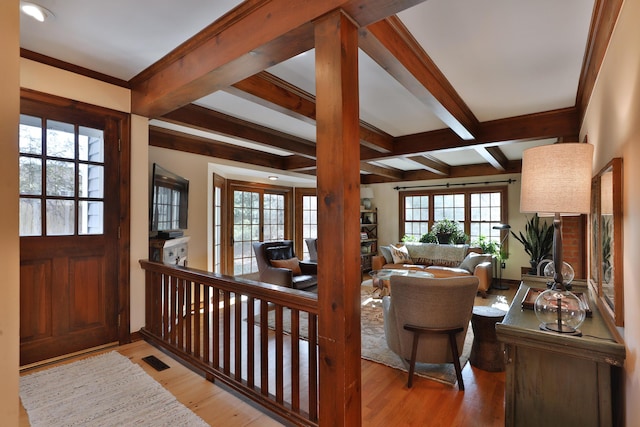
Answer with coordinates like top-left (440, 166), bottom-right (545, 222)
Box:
top-left (496, 277), bottom-right (625, 427)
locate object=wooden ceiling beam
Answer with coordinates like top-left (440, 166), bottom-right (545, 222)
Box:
top-left (149, 126), bottom-right (287, 170)
top-left (360, 17), bottom-right (479, 140)
top-left (131, 0), bottom-right (427, 118)
top-left (407, 154), bottom-right (450, 176)
top-left (391, 107), bottom-right (579, 157)
top-left (475, 146), bottom-right (509, 171)
top-left (359, 162), bottom-right (404, 179)
top-left (228, 71), bottom-right (395, 152)
top-left (161, 103), bottom-right (317, 159)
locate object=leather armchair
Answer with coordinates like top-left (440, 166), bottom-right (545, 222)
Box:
top-left (383, 275), bottom-right (478, 390)
top-left (252, 241), bottom-right (317, 291)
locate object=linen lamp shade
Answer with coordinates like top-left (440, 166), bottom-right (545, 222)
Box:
top-left (520, 143), bottom-right (594, 216)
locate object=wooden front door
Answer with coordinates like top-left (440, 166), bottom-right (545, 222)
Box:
top-left (19, 93), bottom-right (124, 365)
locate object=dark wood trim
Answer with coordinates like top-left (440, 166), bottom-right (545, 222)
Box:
top-left (576, 0), bottom-right (624, 121)
top-left (20, 49), bottom-right (130, 89)
top-left (293, 187), bottom-right (317, 256)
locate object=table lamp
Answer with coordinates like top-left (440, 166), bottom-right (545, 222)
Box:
top-left (520, 142), bottom-right (593, 335)
top-left (360, 187), bottom-right (374, 210)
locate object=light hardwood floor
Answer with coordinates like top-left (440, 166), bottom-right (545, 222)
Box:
top-left (19, 286), bottom-right (513, 427)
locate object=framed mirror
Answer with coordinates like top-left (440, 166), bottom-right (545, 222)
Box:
top-left (590, 158), bottom-right (623, 326)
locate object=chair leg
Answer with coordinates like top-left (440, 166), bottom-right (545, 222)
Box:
top-left (407, 330), bottom-right (420, 388)
top-left (448, 332), bottom-right (464, 391)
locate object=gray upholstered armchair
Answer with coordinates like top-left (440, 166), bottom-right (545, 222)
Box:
top-left (304, 238), bottom-right (318, 263)
top-left (382, 275), bottom-right (479, 390)
top-left (252, 241), bottom-right (317, 291)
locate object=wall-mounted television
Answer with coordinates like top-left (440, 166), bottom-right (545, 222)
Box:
top-left (149, 163), bottom-right (189, 233)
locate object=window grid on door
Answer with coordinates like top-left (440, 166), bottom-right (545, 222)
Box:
top-left (19, 114), bottom-right (105, 237)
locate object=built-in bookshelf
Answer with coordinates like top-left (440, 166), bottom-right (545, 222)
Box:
top-left (360, 209), bottom-right (378, 272)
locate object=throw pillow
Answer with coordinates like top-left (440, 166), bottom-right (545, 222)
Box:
top-left (270, 257), bottom-right (302, 275)
top-left (379, 245), bottom-right (394, 264)
top-left (459, 252), bottom-right (492, 273)
top-left (390, 244), bottom-right (413, 264)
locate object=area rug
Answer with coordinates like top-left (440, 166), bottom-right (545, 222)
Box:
top-left (259, 285), bottom-right (472, 386)
top-left (19, 351), bottom-right (209, 427)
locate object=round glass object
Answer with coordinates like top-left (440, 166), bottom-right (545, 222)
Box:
top-left (543, 261), bottom-right (575, 286)
top-left (534, 288), bottom-right (586, 335)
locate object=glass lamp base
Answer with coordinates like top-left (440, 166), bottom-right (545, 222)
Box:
top-left (539, 322), bottom-right (582, 336)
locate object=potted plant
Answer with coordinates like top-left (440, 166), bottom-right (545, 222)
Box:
top-left (418, 231), bottom-right (437, 243)
top-left (431, 219), bottom-right (462, 244)
top-left (474, 235), bottom-right (500, 257)
top-left (511, 214), bottom-right (554, 274)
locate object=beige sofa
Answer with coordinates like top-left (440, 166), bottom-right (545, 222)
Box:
top-left (371, 243), bottom-right (493, 296)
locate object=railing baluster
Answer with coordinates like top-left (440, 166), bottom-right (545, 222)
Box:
top-left (139, 261), bottom-right (319, 426)
top-left (234, 291), bottom-right (242, 381)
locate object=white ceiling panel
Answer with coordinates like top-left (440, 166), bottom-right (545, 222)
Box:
top-left (398, 0), bottom-right (594, 121)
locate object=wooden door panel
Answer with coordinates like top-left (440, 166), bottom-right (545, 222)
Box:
top-left (19, 259), bottom-right (53, 342)
top-left (69, 255), bottom-right (110, 330)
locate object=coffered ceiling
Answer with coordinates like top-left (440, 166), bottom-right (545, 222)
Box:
top-left (20, 0), bottom-right (617, 184)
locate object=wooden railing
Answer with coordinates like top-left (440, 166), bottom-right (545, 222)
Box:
top-left (139, 260), bottom-right (319, 426)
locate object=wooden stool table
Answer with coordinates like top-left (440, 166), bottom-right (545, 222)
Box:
top-left (470, 306), bottom-right (506, 372)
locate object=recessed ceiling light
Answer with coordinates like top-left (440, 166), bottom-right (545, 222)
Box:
top-left (20, 2), bottom-right (54, 22)
top-left (268, 175), bottom-right (278, 181)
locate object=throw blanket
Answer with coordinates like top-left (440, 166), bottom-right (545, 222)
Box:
top-left (405, 243), bottom-right (469, 267)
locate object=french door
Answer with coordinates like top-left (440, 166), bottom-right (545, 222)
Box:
top-left (227, 182), bottom-right (291, 276)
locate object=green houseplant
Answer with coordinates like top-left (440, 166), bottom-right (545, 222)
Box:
top-left (511, 214), bottom-right (554, 274)
top-left (430, 219), bottom-right (462, 244)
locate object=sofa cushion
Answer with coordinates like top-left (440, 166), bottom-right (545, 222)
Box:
top-left (270, 257), bottom-right (302, 275)
top-left (379, 245), bottom-right (394, 264)
top-left (459, 252), bottom-right (492, 273)
top-left (390, 244), bottom-right (413, 264)
top-left (425, 265), bottom-right (472, 278)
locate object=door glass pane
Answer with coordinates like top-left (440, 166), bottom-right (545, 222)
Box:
top-left (46, 199), bottom-right (75, 235)
top-left (46, 120), bottom-right (75, 159)
top-left (19, 156), bottom-right (41, 195)
top-left (46, 160), bottom-right (75, 197)
top-left (78, 126), bottom-right (104, 162)
top-left (79, 201), bottom-right (103, 235)
top-left (78, 164), bottom-right (104, 198)
top-left (19, 115), bottom-right (42, 155)
top-left (20, 198), bottom-right (41, 236)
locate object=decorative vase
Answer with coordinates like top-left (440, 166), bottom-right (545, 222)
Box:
top-left (534, 288), bottom-right (586, 335)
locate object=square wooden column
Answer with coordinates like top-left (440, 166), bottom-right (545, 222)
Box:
top-left (314, 10), bottom-right (362, 426)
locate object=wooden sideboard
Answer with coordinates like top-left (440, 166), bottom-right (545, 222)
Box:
top-left (496, 277), bottom-right (625, 427)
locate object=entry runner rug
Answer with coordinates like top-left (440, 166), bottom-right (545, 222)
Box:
top-left (259, 285), bottom-right (472, 386)
top-left (20, 351), bottom-right (209, 427)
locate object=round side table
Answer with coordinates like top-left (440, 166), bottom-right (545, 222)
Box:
top-left (469, 306), bottom-right (506, 372)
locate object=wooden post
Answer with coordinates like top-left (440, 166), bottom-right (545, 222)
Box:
top-left (315, 10), bottom-right (362, 426)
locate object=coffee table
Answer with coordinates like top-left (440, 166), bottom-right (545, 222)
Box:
top-left (369, 269), bottom-right (435, 296)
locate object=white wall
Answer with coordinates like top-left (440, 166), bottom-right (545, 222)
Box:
top-left (0, 1), bottom-right (20, 423)
top-left (581, 0), bottom-right (640, 422)
top-left (370, 173), bottom-right (529, 281)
